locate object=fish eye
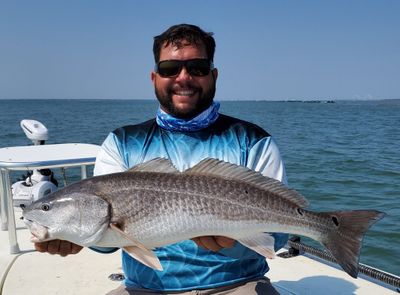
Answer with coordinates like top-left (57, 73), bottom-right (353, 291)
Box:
top-left (41, 204), bottom-right (51, 211)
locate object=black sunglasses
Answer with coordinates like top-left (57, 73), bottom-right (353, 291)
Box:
top-left (155, 59), bottom-right (214, 78)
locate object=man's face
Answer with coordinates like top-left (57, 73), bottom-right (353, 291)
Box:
top-left (151, 41), bottom-right (218, 119)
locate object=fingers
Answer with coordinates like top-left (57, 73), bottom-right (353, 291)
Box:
top-left (191, 237), bottom-right (206, 249)
top-left (34, 240), bottom-right (50, 253)
top-left (71, 243), bottom-right (83, 254)
top-left (58, 240), bottom-right (74, 257)
top-left (192, 236), bottom-right (236, 252)
top-left (199, 236), bottom-right (222, 252)
top-left (47, 239), bottom-right (61, 254)
top-left (215, 236), bottom-right (235, 248)
top-left (34, 240), bottom-right (83, 257)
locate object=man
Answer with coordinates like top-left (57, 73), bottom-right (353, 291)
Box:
top-left (35, 24), bottom-right (287, 294)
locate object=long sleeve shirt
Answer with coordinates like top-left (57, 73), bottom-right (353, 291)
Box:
top-left (93, 114), bottom-right (288, 291)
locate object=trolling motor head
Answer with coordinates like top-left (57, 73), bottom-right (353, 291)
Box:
top-left (12, 119), bottom-right (57, 208)
top-left (20, 119), bottom-right (49, 145)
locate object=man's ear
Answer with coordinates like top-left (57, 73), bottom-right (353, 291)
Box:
top-left (212, 68), bottom-right (218, 81)
top-left (151, 71), bottom-right (157, 85)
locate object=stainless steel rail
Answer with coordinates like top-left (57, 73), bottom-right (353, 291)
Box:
top-left (0, 143), bottom-right (100, 254)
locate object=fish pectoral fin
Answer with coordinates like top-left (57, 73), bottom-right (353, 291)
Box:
top-left (123, 246), bottom-right (163, 271)
top-left (109, 224), bottom-right (163, 271)
top-left (109, 223), bottom-right (149, 249)
top-left (238, 233), bottom-right (276, 259)
top-left (110, 223), bottom-right (131, 238)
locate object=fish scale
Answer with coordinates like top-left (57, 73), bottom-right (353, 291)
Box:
top-left (97, 172), bottom-right (330, 245)
top-left (22, 157), bottom-right (385, 278)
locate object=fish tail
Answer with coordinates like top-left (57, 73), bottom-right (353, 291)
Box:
top-left (320, 210), bottom-right (385, 278)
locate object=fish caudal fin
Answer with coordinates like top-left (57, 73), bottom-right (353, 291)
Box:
top-left (321, 210), bottom-right (385, 278)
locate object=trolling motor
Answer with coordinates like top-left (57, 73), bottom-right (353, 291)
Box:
top-left (20, 119), bottom-right (49, 145)
top-left (12, 120), bottom-right (58, 208)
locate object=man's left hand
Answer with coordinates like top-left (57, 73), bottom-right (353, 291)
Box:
top-left (192, 236), bottom-right (235, 252)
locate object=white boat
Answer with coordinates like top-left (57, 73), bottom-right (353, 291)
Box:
top-left (1, 121), bottom-right (399, 294)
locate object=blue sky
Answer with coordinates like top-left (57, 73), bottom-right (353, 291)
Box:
top-left (0, 0), bottom-right (399, 100)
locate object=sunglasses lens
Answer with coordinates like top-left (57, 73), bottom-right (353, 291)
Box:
top-left (157, 59), bottom-right (212, 77)
top-left (157, 60), bottom-right (182, 77)
top-left (186, 59), bottom-right (212, 76)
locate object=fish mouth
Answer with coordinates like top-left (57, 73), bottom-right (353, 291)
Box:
top-left (24, 218), bottom-right (51, 242)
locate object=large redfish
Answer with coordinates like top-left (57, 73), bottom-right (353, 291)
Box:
top-left (22, 158), bottom-right (385, 278)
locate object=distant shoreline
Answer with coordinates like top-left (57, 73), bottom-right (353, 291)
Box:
top-left (0, 98), bottom-right (399, 102)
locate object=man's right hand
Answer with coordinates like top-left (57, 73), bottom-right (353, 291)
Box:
top-left (34, 240), bottom-right (83, 257)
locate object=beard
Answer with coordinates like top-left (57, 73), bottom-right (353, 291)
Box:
top-left (154, 80), bottom-right (216, 119)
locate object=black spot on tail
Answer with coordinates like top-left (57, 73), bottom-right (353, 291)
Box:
top-left (332, 216), bottom-right (339, 227)
top-left (321, 210), bottom-right (385, 278)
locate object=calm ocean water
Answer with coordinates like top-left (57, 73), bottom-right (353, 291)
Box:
top-left (0, 99), bottom-right (399, 275)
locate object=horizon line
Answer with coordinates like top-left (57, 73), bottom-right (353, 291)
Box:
top-left (1, 97), bottom-right (399, 101)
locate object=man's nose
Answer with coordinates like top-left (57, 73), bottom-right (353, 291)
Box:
top-left (175, 66), bottom-right (192, 81)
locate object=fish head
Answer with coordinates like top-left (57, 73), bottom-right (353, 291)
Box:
top-left (22, 191), bottom-right (111, 247)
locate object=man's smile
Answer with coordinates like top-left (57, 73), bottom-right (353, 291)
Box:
top-left (173, 89), bottom-right (196, 96)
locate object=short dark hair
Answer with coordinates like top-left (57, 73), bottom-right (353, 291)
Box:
top-left (153, 24), bottom-right (216, 63)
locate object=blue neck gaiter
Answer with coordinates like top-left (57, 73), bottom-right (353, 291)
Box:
top-left (156, 102), bottom-right (220, 132)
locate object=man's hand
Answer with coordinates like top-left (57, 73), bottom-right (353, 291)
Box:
top-left (34, 240), bottom-right (83, 257)
top-left (192, 236), bottom-right (235, 252)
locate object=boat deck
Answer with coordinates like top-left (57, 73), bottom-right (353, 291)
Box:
top-left (1, 209), bottom-right (398, 295)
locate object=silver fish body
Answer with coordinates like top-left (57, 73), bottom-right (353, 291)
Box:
top-left (22, 158), bottom-right (385, 278)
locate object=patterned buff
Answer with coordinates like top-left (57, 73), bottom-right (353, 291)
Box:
top-left (156, 102), bottom-right (220, 132)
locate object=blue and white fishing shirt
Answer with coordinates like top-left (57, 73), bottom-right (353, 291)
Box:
top-left (93, 111), bottom-right (289, 291)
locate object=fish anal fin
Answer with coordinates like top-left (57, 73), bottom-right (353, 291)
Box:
top-left (238, 233), bottom-right (276, 259)
top-left (123, 246), bottom-right (163, 271)
top-left (128, 158), bottom-right (178, 173)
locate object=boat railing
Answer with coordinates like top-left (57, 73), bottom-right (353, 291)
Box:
top-left (280, 236), bottom-right (400, 290)
top-left (0, 143), bottom-right (100, 254)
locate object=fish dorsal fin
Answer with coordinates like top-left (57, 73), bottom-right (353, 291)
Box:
top-left (185, 158), bottom-right (309, 208)
top-left (128, 158), bottom-right (179, 174)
